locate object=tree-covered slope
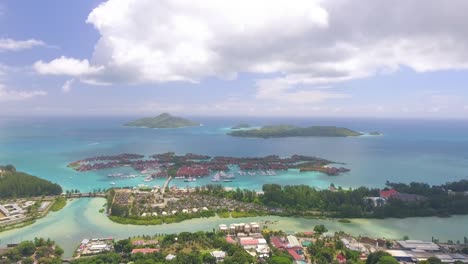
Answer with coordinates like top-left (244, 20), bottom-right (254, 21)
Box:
top-left (0, 165), bottom-right (62, 198)
top-left (228, 125), bottom-right (362, 138)
top-left (124, 113), bottom-right (200, 128)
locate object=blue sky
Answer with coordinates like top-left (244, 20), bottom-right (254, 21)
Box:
top-left (1, 0), bottom-right (468, 118)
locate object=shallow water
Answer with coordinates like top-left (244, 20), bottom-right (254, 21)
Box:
top-left (1, 116), bottom-right (468, 192)
top-left (1, 198), bottom-right (467, 257)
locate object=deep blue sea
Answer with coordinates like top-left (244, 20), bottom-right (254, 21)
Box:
top-left (1, 116), bottom-right (468, 192)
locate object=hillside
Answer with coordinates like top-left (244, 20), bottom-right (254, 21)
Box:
top-left (124, 113), bottom-right (200, 128)
top-left (0, 165), bottom-right (62, 198)
top-left (228, 125), bottom-right (362, 138)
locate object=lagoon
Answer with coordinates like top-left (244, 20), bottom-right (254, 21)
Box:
top-left (1, 198), bottom-right (468, 257)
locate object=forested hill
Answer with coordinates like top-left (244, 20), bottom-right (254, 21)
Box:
top-left (0, 165), bottom-right (62, 198)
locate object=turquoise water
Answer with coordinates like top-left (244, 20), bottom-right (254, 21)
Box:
top-left (2, 117), bottom-right (468, 255)
top-left (1, 198), bottom-right (468, 257)
top-left (1, 116), bottom-right (467, 191)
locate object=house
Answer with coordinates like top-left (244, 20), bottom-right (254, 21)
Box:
top-left (364, 197), bottom-right (386, 207)
top-left (288, 249), bottom-right (305, 261)
top-left (210, 251), bottom-right (226, 262)
top-left (380, 189), bottom-right (399, 199)
top-left (165, 254), bottom-right (176, 261)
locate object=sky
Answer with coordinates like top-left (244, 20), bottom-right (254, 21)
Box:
top-left (1, 0), bottom-right (468, 118)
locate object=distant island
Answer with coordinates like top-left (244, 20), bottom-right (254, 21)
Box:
top-left (227, 125), bottom-right (363, 138)
top-left (231, 123), bottom-right (251, 129)
top-left (369, 131), bottom-right (383, 136)
top-left (0, 165), bottom-right (62, 198)
top-left (124, 113), bottom-right (200, 129)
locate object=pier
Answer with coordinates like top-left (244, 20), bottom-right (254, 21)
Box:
top-left (162, 176), bottom-right (172, 194)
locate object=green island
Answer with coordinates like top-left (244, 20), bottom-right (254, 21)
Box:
top-left (124, 113), bottom-right (200, 129)
top-left (227, 125), bottom-right (363, 138)
top-left (231, 123), bottom-right (251, 129)
top-left (369, 131), bottom-right (383, 136)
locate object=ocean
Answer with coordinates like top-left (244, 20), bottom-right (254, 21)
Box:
top-left (1, 116), bottom-right (468, 192)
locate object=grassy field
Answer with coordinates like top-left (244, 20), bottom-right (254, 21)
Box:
top-left (50, 197), bottom-right (67, 212)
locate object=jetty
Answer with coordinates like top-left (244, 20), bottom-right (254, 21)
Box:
top-left (162, 176), bottom-right (172, 194)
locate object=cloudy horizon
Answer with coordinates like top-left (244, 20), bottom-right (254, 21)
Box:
top-left (1, 0), bottom-right (468, 118)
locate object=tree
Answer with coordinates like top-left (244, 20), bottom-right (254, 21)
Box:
top-left (420, 257), bottom-right (442, 264)
top-left (16, 241), bottom-right (36, 257)
top-left (366, 251), bottom-right (391, 264)
top-left (268, 256), bottom-right (294, 264)
top-left (313, 224), bottom-right (328, 234)
top-left (377, 256), bottom-right (399, 264)
top-left (202, 253), bottom-right (216, 264)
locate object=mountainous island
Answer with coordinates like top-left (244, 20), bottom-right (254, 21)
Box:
top-left (124, 113), bottom-right (200, 129)
top-left (227, 125), bottom-right (363, 138)
top-left (0, 165), bottom-right (62, 198)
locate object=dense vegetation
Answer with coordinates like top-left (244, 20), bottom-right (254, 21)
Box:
top-left (72, 231), bottom-right (255, 264)
top-left (198, 180), bottom-right (468, 218)
top-left (124, 113), bottom-right (200, 128)
top-left (228, 125), bottom-right (362, 138)
top-left (0, 165), bottom-right (62, 198)
top-left (108, 209), bottom-right (216, 225)
top-left (0, 237), bottom-right (63, 264)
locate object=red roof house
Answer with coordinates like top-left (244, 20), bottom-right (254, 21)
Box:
top-left (287, 249), bottom-right (304, 261)
top-left (380, 189), bottom-right (399, 199)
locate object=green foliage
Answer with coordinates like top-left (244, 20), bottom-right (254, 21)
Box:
top-left (313, 224), bottom-right (328, 234)
top-left (377, 256), bottom-right (399, 264)
top-left (366, 251), bottom-right (392, 264)
top-left (0, 238), bottom-right (60, 264)
top-left (50, 197), bottom-right (67, 212)
top-left (16, 241), bottom-right (36, 257)
top-left (109, 209), bottom-right (215, 225)
top-left (124, 113), bottom-right (199, 128)
top-left (228, 125), bottom-right (362, 138)
top-left (204, 180), bottom-right (468, 219)
top-left (419, 257), bottom-right (442, 264)
top-left (0, 167), bottom-right (62, 198)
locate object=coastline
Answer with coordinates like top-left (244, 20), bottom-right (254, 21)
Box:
top-left (3, 197), bottom-right (468, 257)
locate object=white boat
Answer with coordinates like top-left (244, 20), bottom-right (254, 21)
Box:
top-left (110, 182), bottom-right (116, 185)
top-left (211, 172), bottom-right (221, 182)
top-left (184, 177), bottom-right (196, 182)
top-left (219, 171), bottom-right (235, 179)
top-left (248, 171), bottom-right (256, 176)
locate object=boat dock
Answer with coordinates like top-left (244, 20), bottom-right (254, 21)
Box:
top-left (162, 176), bottom-right (172, 194)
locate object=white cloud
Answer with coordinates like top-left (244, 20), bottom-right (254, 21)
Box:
top-left (0, 38), bottom-right (46, 51)
top-left (0, 84), bottom-right (47, 101)
top-left (255, 78), bottom-right (348, 103)
top-left (34, 56), bottom-right (103, 77)
top-left (61, 79), bottom-right (74, 93)
top-left (34, 0), bottom-right (468, 102)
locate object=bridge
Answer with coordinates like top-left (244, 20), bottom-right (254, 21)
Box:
top-left (162, 176), bottom-right (172, 194)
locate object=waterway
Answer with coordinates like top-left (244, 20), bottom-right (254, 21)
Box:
top-left (1, 198), bottom-right (467, 257)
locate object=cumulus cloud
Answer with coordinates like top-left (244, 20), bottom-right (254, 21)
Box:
top-left (0, 38), bottom-right (46, 51)
top-left (0, 84), bottom-right (47, 101)
top-left (34, 56), bottom-right (103, 77)
top-left (34, 0), bottom-right (468, 101)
